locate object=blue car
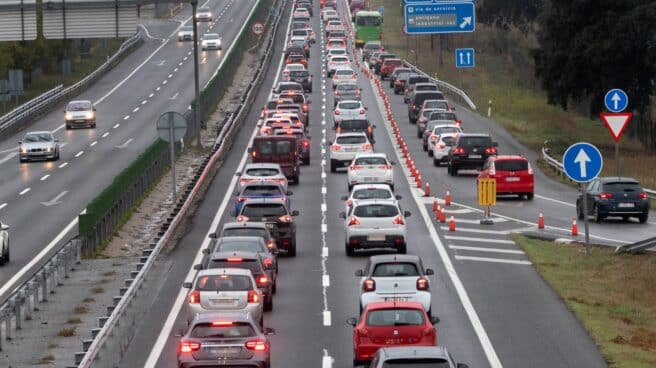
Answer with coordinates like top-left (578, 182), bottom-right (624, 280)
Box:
top-left (234, 182), bottom-right (292, 214)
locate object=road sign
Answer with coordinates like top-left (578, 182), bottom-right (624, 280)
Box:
top-left (378, 6), bottom-right (384, 15)
top-left (600, 112), bottom-right (632, 142)
top-left (455, 48), bottom-right (474, 68)
top-left (156, 112), bottom-right (187, 142)
top-left (604, 88), bottom-right (628, 112)
top-left (404, 2), bottom-right (475, 34)
top-left (477, 178), bottom-right (496, 206)
top-left (251, 22), bottom-right (265, 36)
top-left (563, 142), bottom-right (603, 183)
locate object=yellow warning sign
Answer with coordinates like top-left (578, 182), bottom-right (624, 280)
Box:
top-left (478, 178), bottom-right (496, 206)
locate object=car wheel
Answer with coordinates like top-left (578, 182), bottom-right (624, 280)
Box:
top-left (433, 158), bottom-right (440, 167)
top-left (345, 242), bottom-right (355, 256)
top-left (288, 240), bottom-right (296, 257)
top-left (347, 184), bottom-right (352, 192)
top-left (264, 296), bottom-right (273, 311)
top-left (593, 205), bottom-right (603, 223)
top-left (526, 192), bottom-right (534, 200)
top-left (417, 130), bottom-right (422, 138)
top-left (292, 174), bottom-right (300, 184)
top-left (390, 184), bottom-right (395, 192)
top-left (330, 161), bottom-right (337, 173)
top-left (428, 150), bottom-right (434, 157)
top-left (91, 123), bottom-right (96, 128)
top-left (272, 280), bottom-right (277, 294)
top-left (353, 359), bottom-right (362, 367)
top-left (304, 157), bottom-right (310, 165)
top-left (18, 157), bottom-right (25, 163)
top-left (638, 213), bottom-right (649, 224)
top-left (397, 243), bottom-right (407, 254)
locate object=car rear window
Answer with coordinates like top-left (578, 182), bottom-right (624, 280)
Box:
top-left (354, 157), bottom-right (387, 165)
top-left (222, 228), bottom-right (267, 238)
top-left (219, 241), bottom-right (266, 253)
top-left (241, 204), bottom-right (286, 217)
top-left (416, 84), bottom-right (438, 91)
top-left (353, 204), bottom-right (399, 218)
top-left (336, 69), bottom-right (354, 76)
top-left (208, 259), bottom-right (262, 274)
top-left (433, 126), bottom-right (461, 135)
top-left (278, 84), bottom-right (300, 92)
top-left (340, 120), bottom-right (368, 130)
top-left (290, 70), bottom-right (309, 78)
top-left (254, 140), bottom-right (293, 155)
top-left (195, 274), bottom-right (253, 291)
top-left (242, 185), bottom-right (283, 196)
top-left (372, 262), bottom-right (419, 277)
top-left (191, 322), bottom-right (255, 338)
top-left (409, 76), bottom-right (429, 84)
top-left (494, 159), bottom-right (529, 172)
top-left (336, 135), bottom-right (367, 144)
top-left (460, 137), bottom-right (492, 146)
top-left (352, 188), bottom-right (392, 200)
top-left (245, 167), bottom-right (280, 176)
top-left (366, 309), bottom-right (425, 326)
top-left (338, 84), bottom-right (358, 91)
top-left (382, 359), bottom-right (450, 367)
top-left (602, 182), bottom-right (642, 192)
top-left (425, 101), bottom-right (449, 109)
top-left (429, 112), bottom-right (456, 121)
top-left (339, 102), bottom-right (361, 109)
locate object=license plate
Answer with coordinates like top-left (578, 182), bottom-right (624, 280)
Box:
top-left (345, 147), bottom-right (358, 152)
top-left (265, 223), bottom-right (274, 228)
top-left (505, 177), bottom-right (520, 182)
top-left (384, 297), bottom-right (408, 302)
top-left (210, 347), bottom-right (240, 356)
top-left (618, 203), bottom-right (635, 208)
top-left (211, 298), bottom-right (236, 305)
top-left (364, 177), bottom-right (377, 182)
top-left (385, 338), bottom-right (403, 345)
top-left (368, 234), bottom-right (385, 241)
top-left (469, 154), bottom-right (482, 159)
top-left (75, 120), bottom-right (85, 123)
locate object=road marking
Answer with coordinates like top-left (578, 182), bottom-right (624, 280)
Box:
top-left (90, 141), bottom-right (97, 147)
top-left (323, 310), bottom-right (331, 326)
top-left (170, 92), bottom-right (180, 100)
top-left (74, 150), bottom-right (84, 158)
top-left (41, 190), bottom-right (68, 207)
top-left (156, 86), bottom-right (161, 91)
top-left (102, 132), bottom-right (110, 138)
top-left (40, 174), bottom-right (50, 181)
top-left (149, 93), bottom-right (154, 98)
top-left (19, 188), bottom-right (31, 195)
top-left (0, 147), bottom-right (18, 154)
top-left (322, 351), bottom-right (333, 368)
top-left (123, 115), bottom-right (130, 120)
top-left (0, 152), bottom-right (18, 165)
top-left (322, 274), bottom-right (330, 287)
top-left (141, 100), bottom-right (148, 105)
top-left (58, 162), bottom-right (68, 168)
top-left (52, 124), bottom-right (66, 133)
top-left (439, 226), bottom-right (510, 235)
top-left (59, 142), bottom-right (68, 148)
top-left (162, 80), bottom-right (168, 85)
top-left (174, 68), bottom-right (179, 72)
top-left (133, 107), bottom-right (140, 113)
top-left (115, 138), bottom-right (133, 149)
top-left (0, 203), bottom-right (7, 210)
top-left (535, 194), bottom-right (575, 207)
top-left (114, 123), bottom-right (121, 129)
top-left (449, 245), bottom-right (525, 255)
top-left (444, 208), bottom-right (475, 214)
top-left (442, 217), bottom-right (508, 224)
top-left (455, 255), bottom-right (532, 265)
top-left (444, 235), bottom-right (515, 244)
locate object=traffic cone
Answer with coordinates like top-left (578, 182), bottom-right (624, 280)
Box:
top-left (416, 175), bottom-right (422, 188)
top-left (424, 182), bottom-right (431, 196)
top-left (435, 205), bottom-right (440, 220)
top-left (571, 218), bottom-right (579, 236)
top-left (439, 209), bottom-right (446, 223)
top-left (538, 212), bottom-right (545, 229)
top-left (445, 190), bottom-right (451, 206)
top-left (432, 199), bottom-right (438, 212)
top-left (448, 216), bottom-right (456, 231)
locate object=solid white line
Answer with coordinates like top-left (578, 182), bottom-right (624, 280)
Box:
top-left (58, 162), bottom-right (68, 168)
top-left (90, 141), bottom-right (98, 147)
top-left (449, 245), bottom-right (525, 255)
top-left (455, 255), bottom-right (532, 265)
top-left (0, 203), bottom-right (6, 210)
top-left (439, 226), bottom-right (510, 235)
top-left (138, 24), bottom-right (164, 41)
top-left (443, 208), bottom-right (475, 214)
top-left (19, 188), bottom-right (31, 195)
top-left (447, 217), bottom-right (508, 224)
top-left (75, 150), bottom-right (84, 158)
top-left (0, 152), bottom-right (18, 165)
top-left (40, 174), bottom-right (50, 181)
top-left (535, 194), bottom-right (576, 207)
top-left (444, 235), bottom-right (515, 244)
top-left (102, 132), bottom-right (110, 138)
top-left (322, 274), bottom-right (330, 287)
top-left (323, 310), bottom-right (332, 326)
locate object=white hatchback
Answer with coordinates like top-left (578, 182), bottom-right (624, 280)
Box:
top-left (332, 68), bottom-right (358, 88)
top-left (329, 132), bottom-right (373, 172)
top-left (431, 132), bottom-right (458, 165)
top-left (333, 99), bottom-right (366, 125)
top-left (326, 55), bottom-right (350, 77)
top-left (237, 163), bottom-right (288, 192)
top-left (341, 184), bottom-right (400, 214)
top-left (347, 153), bottom-right (395, 191)
top-left (342, 199), bottom-right (410, 256)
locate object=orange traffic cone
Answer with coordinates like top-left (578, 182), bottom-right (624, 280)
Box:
top-left (432, 199), bottom-right (438, 212)
top-left (538, 212), bottom-right (545, 229)
top-left (424, 182), bottom-right (430, 196)
top-left (445, 190), bottom-right (451, 206)
top-left (571, 218), bottom-right (579, 236)
top-left (435, 206), bottom-right (440, 220)
top-left (416, 175), bottom-right (422, 188)
top-left (448, 216), bottom-right (456, 231)
top-left (439, 209), bottom-right (446, 223)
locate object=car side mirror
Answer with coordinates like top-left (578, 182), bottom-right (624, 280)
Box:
top-left (492, 142), bottom-right (499, 147)
top-left (425, 268), bottom-right (434, 275)
top-left (307, 99), bottom-right (312, 104)
top-left (339, 212), bottom-right (346, 219)
top-left (373, 125), bottom-right (377, 129)
top-left (404, 211), bottom-right (411, 218)
top-left (174, 329), bottom-right (185, 337)
top-left (287, 190), bottom-right (293, 195)
top-left (346, 317), bottom-right (357, 326)
top-left (182, 282), bottom-right (193, 288)
top-left (395, 195), bottom-right (402, 200)
top-left (235, 172), bottom-right (242, 176)
top-left (364, 107), bottom-right (368, 110)
top-left (193, 264), bottom-right (203, 270)
top-left (340, 195), bottom-right (348, 200)
top-left (202, 248), bottom-right (210, 255)
top-left (430, 316), bottom-right (440, 324)
top-left (209, 233), bottom-right (218, 239)
top-left (264, 327), bottom-right (276, 335)
top-left (452, 106), bottom-right (456, 110)
top-left (247, 147), bottom-right (253, 153)
top-left (355, 269), bottom-right (364, 277)
top-left (291, 210), bottom-right (299, 216)
top-left (54, 139), bottom-right (59, 143)
top-left (456, 364), bottom-right (469, 368)
top-left (17, 141), bottom-right (22, 145)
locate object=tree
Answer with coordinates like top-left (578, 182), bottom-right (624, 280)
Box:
top-left (477, 0), bottom-right (543, 32)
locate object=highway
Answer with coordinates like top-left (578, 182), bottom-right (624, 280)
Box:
top-left (0, 0), bottom-right (256, 301)
top-left (116, 1), bottom-right (614, 367)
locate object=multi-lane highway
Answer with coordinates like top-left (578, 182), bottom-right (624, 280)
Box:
top-left (0, 0), bottom-right (257, 301)
top-left (112, 1), bottom-right (628, 367)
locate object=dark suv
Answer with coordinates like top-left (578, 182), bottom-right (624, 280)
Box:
top-left (408, 91), bottom-right (446, 123)
top-left (576, 177), bottom-right (650, 223)
top-left (336, 118), bottom-right (375, 143)
top-left (288, 70), bottom-right (312, 93)
top-left (235, 198), bottom-right (299, 256)
top-left (447, 134), bottom-right (498, 176)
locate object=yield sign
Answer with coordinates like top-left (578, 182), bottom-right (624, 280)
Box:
top-left (600, 112), bottom-right (632, 142)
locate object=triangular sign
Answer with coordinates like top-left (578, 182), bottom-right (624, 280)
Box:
top-left (600, 112), bottom-right (632, 142)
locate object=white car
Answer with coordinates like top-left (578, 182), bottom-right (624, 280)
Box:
top-left (237, 163), bottom-right (288, 192)
top-left (201, 33), bottom-right (222, 50)
top-left (321, 9), bottom-right (337, 21)
top-left (341, 184), bottom-right (400, 213)
top-left (356, 254), bottom-right (434, 315)
top-left (195, 7), bottom-right (212, 21)
top-left (283, 63), bottom-right (306, 76)
top-left (326, 20), bottom-right (344, 34)
top-left (431, 132), bottom-right (458, 165)
top-left (292, 9), bottom-right (310, 18)
top-left (422, 122), bottom-right (462, 151)
top-left (259, 117), bottom-right (294, 135)
top-left (326, 55), bottom-right (350, 77)
top-left (341, 199), bottom-right (410, 256)
top-left (329, 132), bottom-right (373, 172)
top-left (177, 26), bottom-right (193, 41)
top-left (333, 99), bottom-right (366, 125)
top-left (64, 99), bottom-right (96, 129)
top-left (332, 68), bottom-right (358, 88)
top-left (18, 131), bottom-right (60, 162)
top-left (347, 153), bottom-right (395, 191)
top-left (0, 221), bottom-right (8, 265)
top-left (326, 38), bottom-right (346, 52)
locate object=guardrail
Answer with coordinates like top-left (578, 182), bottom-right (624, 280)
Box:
top-left (0, 33), bottom-right (142, 139)
top-left (75, 0), bottom-right (283, 366)
top-left (402, 60), bottom-right (477, 111)
top-left (615, 236), bottom-right (656, 254)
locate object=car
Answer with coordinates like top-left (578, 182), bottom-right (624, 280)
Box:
top-left (326, 48), bottom-right (348, 60)
top-left (408, 91), bottom-right (448, 123)
top-left (177, 25), bottom-right (193, 41)
top-left (368, 51), bottom-right (383, 70)
top-left (285, 53), bottom-right (308, 68)
top-left (341, 199), bottom-right (411, 255)
top-left (415, 108), bottom-right (444, 137)
top-left (183, 268), bottom-right (264, 326)
top-left (201, 33), bottom-right (222, 50)
top-left (355, 254), bottom-right (435, 314)
top-left (347, 301), bottom-right (439, 365)
top-left (350, 0), bottom-right (367, 14)
top-left (327, 55), bottom-right (351, 77)
top-left (288, 37), bottom-right (310, 56)
top-left (418, 108), bottom-right (460, 137)
top-left (330, 132), bottom-right (373, 172)
top-left (336, 118), bottom-right (375, 143)
top-left (237, 163), bottom-right (288, 192)
top-left (373, 53), bottom-right (397, 74)
top-left (327, 30), bottom-right (347, 41)
top-left (260, 117), bottom-right (297, 135)
top-left (270, 102), bottom-right (309, 125)
top-left (379, 58), bottom-right (404, 80)
top-left (261, 97), bottom-right (293, 117)
top-left (272, 81), bottom-right (304, 96)
top-left (18, 131), bottom-right (60, 162)
top-left (402, 74), bottom-right (431, 102)
top-left (389, 67), bottom-right (412, 88)
top-left (392, 71), bottom-right (413, 94)
top-left (276, 91), bottom-right (310, 115)
top-left (447, 133), bottom-right (499, 176)
top-left (0, 221), bottom-right (8, 265)
top-left (325, 20), bottom-right (344, 35)
top-left (321, 8), bottom-right (338, 20)
top-left (234, 182), bottom-right (291, 214)
top-left (287, 70), bottom-right (312, 93)
top-left (347, 153), bottom-right (394, 191)
top-left (333, 83), bottom-right (362, 106)
top-left (324, 0), bottom-right (337, 9)
top-left (195, 7), bottom-right (212, 21)
top-left (283, 63), bottom-right (306, 77)
top-left (292, 8), bottom-right (310, 18)
top-left (423, 98), bottom-right (456, 112)
top-left (404, 83), bottom-right (441, 104)
top-left (216, 222), bottom-right (278, 253)
top-left (291, 21), bottom-right (310, 30)
top-left (576, 177), bottom-right (650, 223)
top-left (369, 346), bottom-right (469, 368)
top-left (236, 198), bottom-right (299, 256)
top-left (292, 15), bottom-right (311, 25)
top-left (422, 123), bottom-right (462, 151)
top-left (326, 38), bottom-right (346, 51)
top-left (300, 27), bottom-right (316, 43)
top-left (207, 236), bottom-right (278, 288)
top-left (273, 127), bottom-right (311, 165)
top-left (431, 132), bottom-right (459, 166)
top-left (284, 45), bottom-right (306, 58)
top-left (177, 312), bottom-right (275, 368)
top-left (362, 41), bottom-right (383, 61)
top-left (334, 100), bottom-right (367, 126)
top-left (478, 155), bottom-right (535, 200)
top-left (64, 100), bottom-right (96, 129)
top-left (295, 3), bottom-right (313, 16)
top-left (341, 184), bottom-right (400, 213)
top-left (250, 136), bottom-right (301, 184)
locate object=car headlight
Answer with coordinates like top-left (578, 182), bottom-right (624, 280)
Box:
top-left (20, 147), bottom-right (27, 153)
top-left (65, 113), bottom-right (73, 120)
top-left (46, 147), bottom-right (53, 152)
top-left (85, 112), bottom-right (94, 119)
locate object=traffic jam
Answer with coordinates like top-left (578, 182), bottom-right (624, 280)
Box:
top-left (174, 0), bottom-right (535, 366)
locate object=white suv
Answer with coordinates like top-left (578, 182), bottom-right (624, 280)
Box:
top-left (333, 100), bottom-right (366, 126)
top-left (341, 199), bottom-right (410, 256)
top-left (329, 132), bottom-right (373, 172)
top-left (347, 153), bottom-right (395, 191)
top-left (341, 184), bottom-right (400, 214)
top-left (432, 132), bottom-right (458, 166)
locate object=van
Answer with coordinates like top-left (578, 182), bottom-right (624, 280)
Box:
top-left (250, 136), bottom-right (300, 184)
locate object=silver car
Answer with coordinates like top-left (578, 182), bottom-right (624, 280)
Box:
top-left (370, 346), bottom-right (469, 368)
top-left (333, 83), bottom-right (362, 106)
top-left (201, 33), bottom-right (222, 50)
top-left (341, 199), bottom-right (410, 256)
top-left (237, 163), bottom-right (288, 192)
top-left (177, 26), bottom-right (193, 41)
top-left (0, 222), bottom-right (8, 265)
top-left (333, 100), bottom-right (367, 126)
top-left (64, 100), bottom-right (96, 129)
top-left (195, 7), bottom-right (212, 21)
top-left (18, 131), bottom-right (60, 162)
top-left (183, 268), bottom-right (264, 327)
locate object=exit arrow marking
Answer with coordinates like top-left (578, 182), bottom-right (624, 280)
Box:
top-left (574, 149), bottom-right (591, 178)
top-left (41, 191), bottom-right (68, 207)
top-left (459, 17), bottom-right (472, 29)
top-left (115, 138), bottom-right (133, 149)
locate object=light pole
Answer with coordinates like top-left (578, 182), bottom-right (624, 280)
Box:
top-left (191, 0), bottom-right (202, 148)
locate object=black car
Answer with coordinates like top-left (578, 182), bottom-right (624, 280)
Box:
top-left (336, 118), bottom-right (375, 143)
top-left (389, 67), bottom-right (412, 88)
top-left (235, 198), bottom-right (299, 256)
top-left (288, 70), bottom-right (312, 93)
top-left (362, 41), bottom-right (383, 61)
top-left (285, 45), bottom-right (307, 58)
top-left (447, 133), bottom-right (498, 176)
top-left (408, 91), bottom-right (446, 123)
top-left (393, 72), bottom-right (412, 94)
top-left (576, 177), bottom-right (650, 223)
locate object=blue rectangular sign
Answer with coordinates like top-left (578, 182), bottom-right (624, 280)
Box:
top-left (404, 2), bottom-right (475, 34)
top-left (455, 48), bottom-right (475, 68)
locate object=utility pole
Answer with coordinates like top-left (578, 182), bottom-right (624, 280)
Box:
top-left (191, 0), bottom-right (202, 148)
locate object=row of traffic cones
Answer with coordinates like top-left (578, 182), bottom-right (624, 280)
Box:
top-left (538, 212), bottom-right (579, 236)
top-left (433, 199), bottom-right (456, 231)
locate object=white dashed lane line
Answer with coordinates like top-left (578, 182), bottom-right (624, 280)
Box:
top-left (0, 203), bottom-right (6, 210)
top-left (123, 115), bottom-right (130, 120)
top-left (114, 123), bottom-right (121, 129)
top-left (58, 162), bottom-right (68, 168)
top-left (90, 141), bottom-right (97, 147)
top-left (102, 132), bottom-right (110, 138)
top-left (19, 188), bottom-right (31, 195)
top-left (149, 93), bottom-right (154, 98)
top-left (74, 151), bottom-right (84, 158)
top-left (40, 174), bottom-right (50, 181)
top-left (142, 100), bottom-right (148, 105)
top-left (133, 107), bottom-right (140, 113)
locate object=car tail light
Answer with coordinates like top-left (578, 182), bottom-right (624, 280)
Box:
top-left (362, 143), bottom-right (372, 151)
top-left (188, 290), bottom-right (200, 304)
top-left (379, 164), bottom-right (392, 170)
top-left (346, 199), bottom-right (353, 207)
top-left (412, 104), bottom-right (417, 110)
top-left (266, 240), bottom-right (276, 249)
top-left (359, 109), bottom-right (365, 114)
top-left (251, 151), bottom-right (257, 158)
top-left (331, 144), bottom-right (342, 151)
top-left (485, 147), bottom-right (497, 154)
top-left (416, 277), bottom-right (429, 290)
top-left (456, 120), bottom-right (462, 126)
top-left (639, 192), bottom-right (648, 199)
top-left (350, 165), bottom-right (362, 170)
top-left (405, 88), bottom-right (409, 93)
top-left (245, 339), bottom-right (269, 352)
top-left (303, 140), bottom-right (310, 147)
top-left (430, 135), bottom-right (438, 142)
top-left (248, 289), bottom-right (260, 303)
top-left (395, 80), bottom-right (402, 86)
top-left (362, 278), bottom-right (375, 291)
top-left (237, 215), bottom-right (249, 222)
top-left (256, 275), bottom-right (269, 287)
top-left (212, 321), bottom-right (234, 326)
top-left (180, 341), bottom-right (201, 353)
top-left (348, 216), bottom-right (360, 226)
top-left (262, 258), bottom-right (273, 269)
top-left (334, 109), bottom-right (341, 115)
top-left (335, 91), bottom-right (340, 96)
top-left (352, 74), bottom-right (357, 79)
top-left (238, 197), bottom-right (248, 202)
top-left (278, 214), bottom-right (292, 223)
top-left (599, 192), bottom-right (613, 200)
top-left (227, 257), bottom-right (243, 262)
top-left (452, 147), bottom-right (465, 154)
top-left (303, 104), bottom-right (308, 112)
top-left (367, 126), bottom-right (372, 134)
top-left (336, 127), bottom-right (342, 134)
top-left (393, 215), bottom-right (405, 225)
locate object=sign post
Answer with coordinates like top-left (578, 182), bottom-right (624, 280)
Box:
top-left (156, 112), bottom-right (188, 200)
top-left (563, 142), bottom-right (604, 254)
top-left (603, 88), bottom-right (629, 178)
top-left (477, 178), bottom-right (496, 225)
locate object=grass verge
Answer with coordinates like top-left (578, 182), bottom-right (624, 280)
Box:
top-left (514, 235), bottom-right (656, 367)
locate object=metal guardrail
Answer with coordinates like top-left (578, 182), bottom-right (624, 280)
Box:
top-left (75, 0), bottom-right (282, 365)
top-left (0, 32), bottom-right (142, 138)
top-left (402, 60), bottom-right (477, 111)
top-left (615, 236), bottom-right (656, 254)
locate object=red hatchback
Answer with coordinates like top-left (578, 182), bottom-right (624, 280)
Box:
top-left (347, 301), bottom-right (439, 366)
top-left (478, 155), bottom-right (534, 200)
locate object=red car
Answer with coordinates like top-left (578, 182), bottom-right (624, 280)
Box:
top-left (379, 58), bottom-right (404, 80)
top-left (478, 155), bottom-right (534, 200)
top-left (347, 301), bottom-right (439, 366)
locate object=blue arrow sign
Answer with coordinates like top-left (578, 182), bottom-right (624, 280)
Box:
top-left (563, 142), bottom-right (603, 183)
top-left (604, 88), bottom-right (628, 112)
top-left (455, 48), bottom-right (475, 68)
top-left (404, 2), bottom-right (475, 34)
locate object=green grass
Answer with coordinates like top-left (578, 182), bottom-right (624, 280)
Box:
top-left (370, 0), bottom-right (656, 188)
top-left (514, 235), bottom-right (656, 367)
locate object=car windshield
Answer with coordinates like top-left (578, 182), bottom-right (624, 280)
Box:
top-left (353, 204), bottom-right (399, 218)
top-left (382, 359), bottom-right (451, 367)
top-left (241, 204), bottom-right (287, 217)
top-left (195, 274), bottom-right (253, 291)
top-left (23, 133), bottom-right (52, 142)
top-left (495, 160), bottom-right (529, 172)
top-left (339, 102), bottom-right (361, 109)
top-left (461, 137), bottom-right (492, 147)
top-left (242, 185), bottom-right (283, 196)
top-left (340, 120), bottom-right (368, 130)
top-left (354, 157), bottom-right (387, 165)
top-left (336, 135), bottom-right (366, 144)
top-left (353, 188), bottom-right (392, 200)
top-left (222, 228), bottom-right (267, 238)
top-left (409, 77), bottom-right (430, 84)
top-left (602, 182), bottom-right (642, 192)
top-left (204, 34), bottom-right (219, 40)
top-left (66, 102), bottom-right (91, 111)
top-left (290, 70), bottom-right (309, 77)
top-left (219, 241), bottom-right (266, 253)
top-left (191, 322), bottom-right (255, 338)
top-left (356, 16), bottom-right (381, 26)
top-left (366, 309), bottom-right (424, 326)
top-left (245, 168), bottom-right (280, 176)
top-left (372, 262), bottom-right (419, 277)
